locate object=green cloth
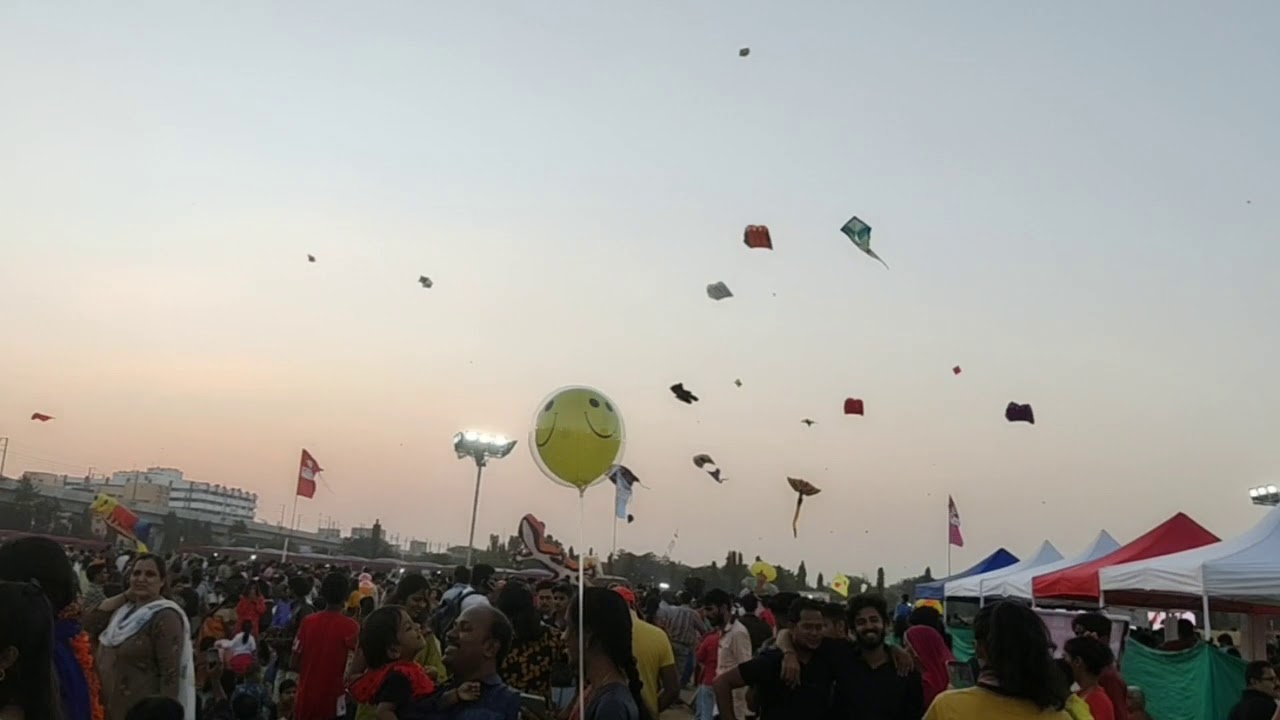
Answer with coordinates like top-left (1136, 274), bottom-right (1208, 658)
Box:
top-left (950, 626), bottom-right (975, 662)
top-left (1122, 641), bottom-right (1245, 720)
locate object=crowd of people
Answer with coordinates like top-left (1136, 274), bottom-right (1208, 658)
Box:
top-left (0, 536), bottom-right (1278, 720)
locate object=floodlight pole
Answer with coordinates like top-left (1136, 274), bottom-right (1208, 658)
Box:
top-left (465, 454), bottom-right (486, 567)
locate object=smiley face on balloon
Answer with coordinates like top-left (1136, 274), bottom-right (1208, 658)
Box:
top-left (531, 386), bottom-right (625, 492)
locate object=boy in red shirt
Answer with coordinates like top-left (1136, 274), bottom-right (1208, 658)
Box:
top-left (293, 572), bottom-right (360, 720)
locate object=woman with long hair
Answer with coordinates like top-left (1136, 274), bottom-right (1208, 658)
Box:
top-left (0, 581), bottom-right (62, 720)
top-left (565, 587), bottom-right (650, 720)
top-left (905, 624), bottom-right (957, 709)
top-left (86, 553), bottom-right (196, 720)
top-left (495, 582), bottom-right (566, 703)
top-left (924, 601), bottom-right (1070, 720)
top-left (386, 573), bottom-right (446, 680)
top-left (0, 537), bottom-right (103, 720)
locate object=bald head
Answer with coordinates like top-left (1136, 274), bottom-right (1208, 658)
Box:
top-left (443, 604), bottom-right (513, 681)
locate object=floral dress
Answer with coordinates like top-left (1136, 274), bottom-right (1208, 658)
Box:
top-left (498, 624), bottom-right (567, 702)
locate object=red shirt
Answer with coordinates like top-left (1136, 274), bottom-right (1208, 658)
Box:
top-left (1079, 686), bottom-right (1116, 720)
top-left (695, 630), bottom-right (721, 686)
top-left (1098, 666), bottom-right (1130, 720)
top-left (293, 610), bottom-right (359, 720)
top-left (236, 595), bottom-right (267, 637)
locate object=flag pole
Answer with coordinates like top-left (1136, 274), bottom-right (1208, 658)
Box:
top-left (282, 482), bottom-right (300, 563)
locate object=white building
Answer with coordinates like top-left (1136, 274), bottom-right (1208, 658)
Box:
top-left (95, 467), bottom-right (258, 521)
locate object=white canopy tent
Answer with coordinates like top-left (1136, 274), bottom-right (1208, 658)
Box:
top-left (970, 530), bottom-right (1120, 602)
top-left (944, 540), bottom-right (1063, 602)
top-left (1100, 505), bottom-right (1280, 618)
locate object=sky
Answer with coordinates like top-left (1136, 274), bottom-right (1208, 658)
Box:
top-left (1, 2), bottom-right (1277, 584)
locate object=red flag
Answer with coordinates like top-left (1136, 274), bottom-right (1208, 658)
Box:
top-left (843, 398), bottom-right (865, 416)
top-left (948, 495), bottom-right (964, 547)
top-left (30, 412), bottom-right (54, 422)
top-left (297, 449), bottom-right (322, 499)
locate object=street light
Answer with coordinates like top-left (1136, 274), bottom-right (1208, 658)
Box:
top-left (454, 431), bottom-right (518, 566)
top-left (1248, 485), bottom-right (1280, 507)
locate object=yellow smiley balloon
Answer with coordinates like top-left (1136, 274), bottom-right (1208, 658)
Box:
top-left (530, 386), bottom-right (625, 492)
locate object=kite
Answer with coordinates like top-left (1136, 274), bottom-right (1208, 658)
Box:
top-left (670, 383), bottom-right (699, 404)
top-left (843, 398), bottom-right (864, 416)
top-left (953, 366), bottom-right (962, 375)
top-left (307, 254), bottom-right (316, 263)
top-left (418, 276), bottom-right (433, 289)
top-left (30, 413), bottom-right (54, 422)
top-left (830, 574), bottom-right (850, 597)
top-left (706, 282), bottom-right (734, 301)
top-left (739, 47), bottom-right (750, 57)
top-left (840, 215), bottom-right (887, 268)
top-left (787, 477), bottom-right (821, 538)
top-left (1006, 402), bottom-right (1035, 424)
top-left (692, 454), bottom-right (726, 483)
top-left (743, 225), bottom-right (773, 250)
top-left (734, 379), bottom-right (743, 388)
top-left (89, 494), bottom-right (151, 551)
top-left (801, 419), bottom-right (816, 427)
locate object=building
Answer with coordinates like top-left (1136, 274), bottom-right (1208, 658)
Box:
top-left (317, 527), bottom-right (341, 540)
top-left (21, 471), bottom-right (75, 489)
top-left (65, 467), bottom-right (258, 521)
top-left (350, 526), bottom-right (374, 540)
top-left (408, 539), bottom-right (432, 555)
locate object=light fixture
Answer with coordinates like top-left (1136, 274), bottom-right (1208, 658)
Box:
top-left (1248, 485), bottom-right (1280, 507)
top-left (453, 432), bottom-right (517, 463)
top-left (453, 429), bottom-right (518, 565)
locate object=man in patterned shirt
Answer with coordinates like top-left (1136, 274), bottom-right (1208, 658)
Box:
top-left (657, 591), bottom-right (708, 688)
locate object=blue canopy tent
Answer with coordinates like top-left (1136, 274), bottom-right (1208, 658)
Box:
top-left (915, 548), bottom-right (1020, 600)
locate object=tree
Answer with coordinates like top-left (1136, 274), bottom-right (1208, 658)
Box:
top-left (0, 477), bottom-right (41, 530)
top-left (922, 566), bottom-right (934, 582)
top-left (816, 572), bottom-right (825, 589)
top-left (796, 561), bottom-right (809, 589)
top-left (876, 567), bottom-right (886, 594)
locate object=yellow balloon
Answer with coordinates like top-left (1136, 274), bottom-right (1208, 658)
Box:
top-left (530, 386), bottom-right (625, 492)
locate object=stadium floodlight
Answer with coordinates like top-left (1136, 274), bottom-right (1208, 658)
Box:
top-left (453, 430), bottom-right (518, 565)
top-left (1249, 485), bottom-right (1280, 507)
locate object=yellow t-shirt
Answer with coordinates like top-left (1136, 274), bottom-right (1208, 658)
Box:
top-left (925, 687), bottom-right (1074, 720)
top-left (630, 612), bottom-right (676, 718)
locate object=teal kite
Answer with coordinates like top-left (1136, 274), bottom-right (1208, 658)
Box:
top-left (841, 216), bottom-right (887, 268)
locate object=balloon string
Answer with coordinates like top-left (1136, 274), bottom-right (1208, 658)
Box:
top-left (577, 489), bottom-right (586, 720)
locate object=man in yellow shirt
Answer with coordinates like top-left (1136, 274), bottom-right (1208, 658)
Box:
top-left (614, 587), bottom-right (679, 717)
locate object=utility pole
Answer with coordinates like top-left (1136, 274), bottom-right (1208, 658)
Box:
top-left (0, 437), bottom-right (8, 479)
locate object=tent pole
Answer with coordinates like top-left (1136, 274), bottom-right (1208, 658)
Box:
top-left (1198, 563), bottom-right (1208, 635)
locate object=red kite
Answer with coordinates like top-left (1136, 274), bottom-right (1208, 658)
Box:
top-left (743, 225), bottom-right (772, 250)
top-left (843, 398), bottom-right (864, 416)
top-left (953, 366), bottom-right (962, 375)
top-left (30, 413), bottom-right (54, 422)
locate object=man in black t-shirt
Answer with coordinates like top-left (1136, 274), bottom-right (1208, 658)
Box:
top-left (775, 594), bottom-right (923, 720)
top-left (714, 598), bottom-right (833, 720)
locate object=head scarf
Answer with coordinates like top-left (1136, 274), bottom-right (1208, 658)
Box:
top-left (906, 624), bottom-right (956, 708)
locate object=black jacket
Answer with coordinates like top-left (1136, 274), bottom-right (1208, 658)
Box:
top-left (1228, 689), bottom-right (1279, 720)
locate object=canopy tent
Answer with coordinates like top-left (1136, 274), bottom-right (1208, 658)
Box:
top-left (943, 540), bottom-right (1062, 600)
top-left (916, 548), bottom-right (1019, 600)
top-left (1099, 505), bottom-right (1280, 615)
top-left (1033, 513), bottom-right (1219, 604)
top-left (972, 530), bottom-right (1120, 602)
